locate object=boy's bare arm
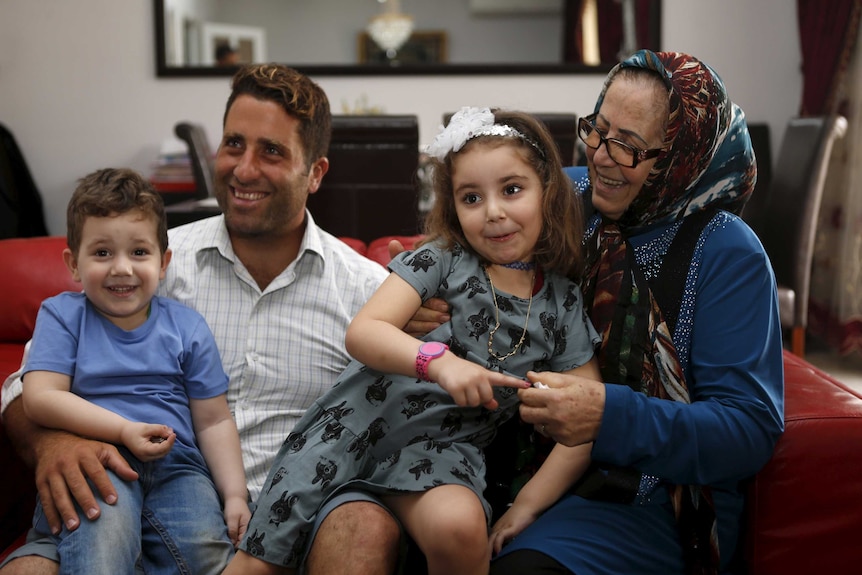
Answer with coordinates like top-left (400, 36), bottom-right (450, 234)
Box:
top-left (192, 395), bottom-right (251, 545)
top-left (22, 370), bottom-right (174, 461)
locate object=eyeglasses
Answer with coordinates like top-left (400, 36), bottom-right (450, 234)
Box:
top-left (577, 114), bottom-right (664, 168)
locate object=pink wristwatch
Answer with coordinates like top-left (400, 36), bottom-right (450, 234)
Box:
top-left (415, 341), bottom-right (448, 381)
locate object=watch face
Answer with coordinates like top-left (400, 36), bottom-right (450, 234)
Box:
top-left (419, 341), bottom-right (447, 357)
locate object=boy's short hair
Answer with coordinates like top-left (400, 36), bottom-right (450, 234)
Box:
top-left (66, 168), bottom-right (168, 255)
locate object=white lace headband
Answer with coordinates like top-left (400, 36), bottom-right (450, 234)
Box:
top-left (424, 106), bottom-right (544, 160)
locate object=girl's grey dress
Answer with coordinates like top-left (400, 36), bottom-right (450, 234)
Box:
top-left (241, 242), bottom-right (600, 567)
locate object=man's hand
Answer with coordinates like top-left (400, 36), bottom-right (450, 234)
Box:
top-left (33, 430), bottom-right (138, 534)
top-left (519, 370), bottom-right (606, 447)
top-left (386, 238), bottom-right (408, 261)
top-left (387, 239), bottom-right (450, 336)
top-left (5, 397), bottom-right (137, 534)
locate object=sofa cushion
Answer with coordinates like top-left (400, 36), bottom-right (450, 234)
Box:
top-left (0, 236), bottom-right (78, 342)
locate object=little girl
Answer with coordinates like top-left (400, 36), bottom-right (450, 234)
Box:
top-left (225, 107), bottom-right (602, 575)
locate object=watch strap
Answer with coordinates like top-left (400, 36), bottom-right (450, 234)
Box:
top-left (415, 342), bottom-right (448, 381)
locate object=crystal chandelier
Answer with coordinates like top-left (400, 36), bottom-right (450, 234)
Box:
top-left (366, 0), bottom-right (414, 60)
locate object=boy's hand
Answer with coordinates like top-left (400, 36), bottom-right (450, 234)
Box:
top-left (121, 423), bottom-right (175, 461)
top-left (224, 496), bottom-right (252, 547)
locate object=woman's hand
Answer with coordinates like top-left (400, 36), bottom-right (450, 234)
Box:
top-left (519, 370), bottom-right (606, 447)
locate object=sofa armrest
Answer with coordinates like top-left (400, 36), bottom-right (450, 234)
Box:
top-left (745, 350), bottom-right (862, 573)
top-left (0, 236), bottom-right (78, 555)
top-left (0, 348), bottom-right (35, 555)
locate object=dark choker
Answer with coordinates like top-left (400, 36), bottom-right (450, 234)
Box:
top-left (500, 261), bottom-right (536, 271)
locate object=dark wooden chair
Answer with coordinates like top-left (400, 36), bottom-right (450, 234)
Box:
top-left (743, 122), bottom-right (773, 220)
top-left (174, 121), bottom-right (216, 200)
top-left (307, 115), bottom-right (422, 242)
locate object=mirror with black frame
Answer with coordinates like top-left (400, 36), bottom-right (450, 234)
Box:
top-left (155, 0), bottom-right (661, 77)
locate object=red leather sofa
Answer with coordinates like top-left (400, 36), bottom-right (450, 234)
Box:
top-left (2, 235), bottom-right (861, 573)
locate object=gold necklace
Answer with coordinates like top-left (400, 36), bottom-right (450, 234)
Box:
top-left (486, 266), bottom-right (534, 361)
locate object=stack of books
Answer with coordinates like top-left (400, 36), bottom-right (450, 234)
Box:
top-left (150, 138), bottom-right (195, 193)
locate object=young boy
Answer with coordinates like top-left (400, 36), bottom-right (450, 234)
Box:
top-left (21, 168), bottom-right (250, 574)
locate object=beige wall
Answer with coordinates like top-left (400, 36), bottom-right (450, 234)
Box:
top-left (0, 0), bottom-right (800, 235)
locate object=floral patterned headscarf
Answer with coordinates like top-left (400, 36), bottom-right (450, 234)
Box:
top-left (598, 50), bottom-right (756, 231)
top-left (582, 51), bottom-right (757, 575)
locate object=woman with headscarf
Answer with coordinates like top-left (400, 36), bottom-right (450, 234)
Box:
top-left (486, 51), bottom-right (784, 575)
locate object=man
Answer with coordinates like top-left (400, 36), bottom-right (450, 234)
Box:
top-left (0, 64), bottom-right (414, 575)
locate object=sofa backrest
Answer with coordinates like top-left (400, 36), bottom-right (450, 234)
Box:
top-left (0, 236), bottom-right (78, 342)
top-left (365, 234), bottom-right (425, 267)
top-left (0, 233), bottom-right (423, 346)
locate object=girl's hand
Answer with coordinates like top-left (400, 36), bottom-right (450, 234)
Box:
top-left (489, 503), bottom-right (540, 554)
top-left (433, 355), bottom-right (529, 410)
top-left (120, 422), bottom-right (175, 461)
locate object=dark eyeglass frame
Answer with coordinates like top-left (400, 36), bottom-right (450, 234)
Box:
top-left (578, 114), bottom-right (664, 168)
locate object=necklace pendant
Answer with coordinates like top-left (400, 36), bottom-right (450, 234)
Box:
top-left (485, 265), bottom-right (534, 362)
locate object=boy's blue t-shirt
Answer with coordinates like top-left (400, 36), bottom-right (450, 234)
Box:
top-left (23, 292), bottom-right (228, 450)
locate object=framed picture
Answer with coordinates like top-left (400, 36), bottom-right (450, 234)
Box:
top-left (198, 22), bottom-right (266, 66)
top-left (358, 30), bottom-right (448, 64)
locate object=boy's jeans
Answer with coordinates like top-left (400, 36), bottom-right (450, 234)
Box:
top-left (32, 445), bottom-right (234, 575)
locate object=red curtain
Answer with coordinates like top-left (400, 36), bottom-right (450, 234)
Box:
top-left (798, 0), bottom-right (862, 116)
top-left (563, 0), bottom-right (586, 64)
top-left (596, 0), bottom-right (624, 62)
